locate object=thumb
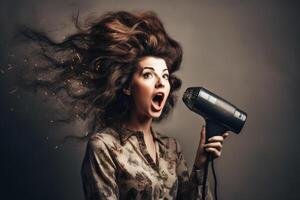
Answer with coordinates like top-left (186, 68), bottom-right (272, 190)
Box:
top-left (200, 125), bottom-right (206, 145)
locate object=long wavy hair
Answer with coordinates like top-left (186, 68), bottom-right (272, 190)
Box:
top-left (19, 11), bottom-right (182, 136)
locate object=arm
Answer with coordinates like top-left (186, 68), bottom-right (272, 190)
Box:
top-left (175, 138), bottom-right (213, 200)
top-left (81, 135), bottom-right (119, 200)
top-left (176, 126), bottom-right (229, 200)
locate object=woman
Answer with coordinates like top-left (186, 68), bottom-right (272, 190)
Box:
top-left (77, 11), bottom-right (229, 200)
top-left (21, 11), bottom-right (228, 200)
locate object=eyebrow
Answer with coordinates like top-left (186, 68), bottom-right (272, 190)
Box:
top-left (142, 67), bottom-right (169, 72)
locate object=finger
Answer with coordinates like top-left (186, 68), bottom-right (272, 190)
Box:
top-left (203, 142), bottom-right (223, 150)
top-left (200, 125), bottom-right (206, 145)
top-left (222, 132), bottom-right (229, 139)
top-left (205, 147), bottom-right (221, 158)
top-left (208, 136), bottom-right (224, 143)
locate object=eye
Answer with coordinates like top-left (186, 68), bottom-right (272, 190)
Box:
top-left (143, 72), bottom-right (153, 79)
top-left (162, 74), bottom-right (169, 80)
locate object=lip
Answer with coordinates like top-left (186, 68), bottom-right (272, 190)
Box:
top-left (151, 91), bottom-right (166, 111)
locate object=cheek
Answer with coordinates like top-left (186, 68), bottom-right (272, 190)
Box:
top-left (166, 82), bottom-right (171, 95)
top-left (133, 83), bottom-right (152, 97)
top-left (131, 82), bottom-right (152, 104)
top-left (133, 76), bottom-right (154, 91)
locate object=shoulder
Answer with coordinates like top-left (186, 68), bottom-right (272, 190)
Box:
top-left (87, 127), bottom-right (120, 150)
top-left (83, 127), bottom-right (118, 170)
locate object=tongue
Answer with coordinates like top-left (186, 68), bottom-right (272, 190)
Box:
top-left (151, 100), bottom-right (161, 111)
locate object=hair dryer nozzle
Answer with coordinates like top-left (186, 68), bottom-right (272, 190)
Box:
top-left (182, 87), bottom-right (200, 111)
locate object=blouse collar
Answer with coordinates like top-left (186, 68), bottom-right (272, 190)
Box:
top-left (114, 125), bottom-right (166, 146)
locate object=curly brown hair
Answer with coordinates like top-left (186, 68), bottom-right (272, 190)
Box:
top-left (20, 11), bottom-right (182, 135)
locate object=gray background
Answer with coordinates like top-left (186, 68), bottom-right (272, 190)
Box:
top-left (0, 0), bottom-right (299, 200)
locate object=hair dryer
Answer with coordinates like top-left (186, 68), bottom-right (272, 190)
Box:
top-left (183, 87), bottom-right (247, 142)
top-left (182, 87), bottom-right (247, 200)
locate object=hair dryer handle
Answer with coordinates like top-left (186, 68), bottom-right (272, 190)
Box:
top-left (205, 119), bottom-right (228, 144)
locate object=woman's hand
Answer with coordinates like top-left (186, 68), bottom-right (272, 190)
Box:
top-left (194, 125), bottom-right (229, 169)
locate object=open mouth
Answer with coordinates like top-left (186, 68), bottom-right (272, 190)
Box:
top-left (151, 92), bottom-right (165, 111)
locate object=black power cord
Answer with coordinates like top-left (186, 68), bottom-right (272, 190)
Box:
top-left (211, 159), bottom-right (218, 200)
top-left (201, 155), bottom-right (218, 200)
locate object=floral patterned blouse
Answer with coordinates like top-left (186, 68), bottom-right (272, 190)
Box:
top-left (81, 126), bottom-right (213, 200)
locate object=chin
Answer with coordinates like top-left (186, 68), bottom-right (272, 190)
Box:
top-left (148, 111), bottom-right (163, 119)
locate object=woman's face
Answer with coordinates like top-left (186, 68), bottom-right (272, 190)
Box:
top-left (127, 56), bottom-right (171, 120)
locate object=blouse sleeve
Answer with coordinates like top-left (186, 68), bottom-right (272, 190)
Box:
top-left (81, 135), bottom-right (119, 200)
top-left (175, 139), bottom-right (213, 200)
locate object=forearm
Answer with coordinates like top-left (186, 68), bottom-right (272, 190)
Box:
top-left (189, 165), bottom-right (213, 200)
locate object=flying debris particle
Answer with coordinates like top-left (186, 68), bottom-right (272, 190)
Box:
top-left (76, 53), bottom-right (81, 62)
top-left (50, 119), bottom-right (54, 123)
top-left (46, 136), bottom-right (49, 140)
top-left (9, 88), bottom-right (18, 94)
top-left (96, 64), bottom-right (101, 71)
top-left (23, 58), bottom-right (28, 63)
top-left (56, 98), bottom-right (64, 108)
top-left (0, 69), bottom-right (5, 74)
top-left (34, 63), bottom-right (38, 67)
top-left (54, 145), bottom-right (59, 150)
top-left (7, 64), bottom-right (13, 70)
top-left (84, 131), bottom-right (89, 136)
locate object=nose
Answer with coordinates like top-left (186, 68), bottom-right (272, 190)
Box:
top-left (154, 75), bottom-right (165, 88)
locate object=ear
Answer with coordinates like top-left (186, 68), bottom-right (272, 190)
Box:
top-left (123, 88), bottom-right (131, 95)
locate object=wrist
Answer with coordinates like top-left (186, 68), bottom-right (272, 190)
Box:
top-left (193, 162), bottom-right (205, 170)
top-left (194, 154), bottom-right (207, 169)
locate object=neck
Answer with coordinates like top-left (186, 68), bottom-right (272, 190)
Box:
top-left (123, 113), bottom-right (153, 136)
